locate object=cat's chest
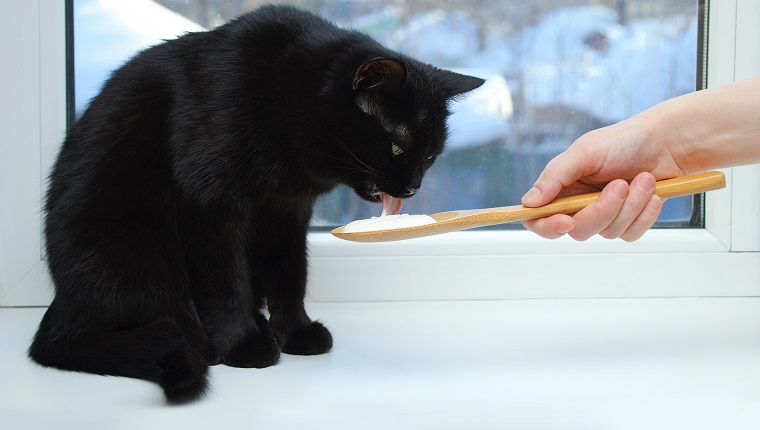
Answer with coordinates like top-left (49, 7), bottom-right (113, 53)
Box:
top-left (250, 163), bottom-right (331, 201)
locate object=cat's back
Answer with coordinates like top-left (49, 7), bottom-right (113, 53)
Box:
top-left (221, 4), bottom-right (372, 58)
top-left (226, 5), bottom-right (342, 38)
top-left (77, 5), bottom-right (362, 119)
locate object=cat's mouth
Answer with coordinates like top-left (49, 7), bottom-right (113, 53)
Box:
top-left (363, 185), bottom-right (402, 215)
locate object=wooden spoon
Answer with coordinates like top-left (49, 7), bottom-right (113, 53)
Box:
top-left (331, 171), bottom-right (726, 243)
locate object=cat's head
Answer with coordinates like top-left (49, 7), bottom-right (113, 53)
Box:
top-left (311, 56), bottom-right (484, 210)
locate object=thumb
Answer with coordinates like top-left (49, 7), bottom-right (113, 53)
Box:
top-left (521, 177), bottom-right (562, 208)
top-left (521, 155), bottom-right (588, 208)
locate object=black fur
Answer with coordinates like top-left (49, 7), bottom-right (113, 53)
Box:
top-left (29, 5), bottom-right (483, 404)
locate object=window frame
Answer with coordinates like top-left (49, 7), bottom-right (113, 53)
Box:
top-left (1, 0), bottom-right (758, 307)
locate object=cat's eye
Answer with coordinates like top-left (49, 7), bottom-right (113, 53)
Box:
top-left (391, 143), bottom-right (404, 156)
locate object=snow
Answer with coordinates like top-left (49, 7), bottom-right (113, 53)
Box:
top-left (74, 0), bottom-right (205, 114)
top-left (446, 71), bottom-right (513, 150)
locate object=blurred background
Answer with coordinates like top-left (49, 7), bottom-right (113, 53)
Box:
top-left (73, 0), bottom-right (699, 228)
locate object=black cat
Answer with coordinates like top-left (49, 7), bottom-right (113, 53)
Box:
top-left (29, 5), bottom-right (484, 404)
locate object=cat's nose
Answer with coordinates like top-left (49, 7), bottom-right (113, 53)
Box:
top-left (403, 187), bottom-right (418, 197)
top-left (406, 170), bottom-right (423, 197)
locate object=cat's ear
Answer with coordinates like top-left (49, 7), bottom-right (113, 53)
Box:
top-left (352, 58), bottom-right (406, 94)
top-left (437, 70), bottom-right (485, 99)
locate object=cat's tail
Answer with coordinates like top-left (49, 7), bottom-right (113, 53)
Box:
top-left (28, 300), bottom-right (210, 404)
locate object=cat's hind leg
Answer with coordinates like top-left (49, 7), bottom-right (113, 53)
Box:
top-left (29, 299), bottom-right (209, 404)
top-left (37, 216), bottom-right (217, 403)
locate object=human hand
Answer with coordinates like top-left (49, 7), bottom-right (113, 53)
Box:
top-left (522, 172), bottom-right (663, 241)
top-left (521, 117), bottom-right (682, 241)
top-left (523, 77), bottom-right (760, 241)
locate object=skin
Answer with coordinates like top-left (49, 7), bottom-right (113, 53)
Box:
top-left (521, 76), bottom-right (760, 242)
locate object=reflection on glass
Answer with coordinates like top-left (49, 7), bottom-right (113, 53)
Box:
top-left (74, 0), bottom-right (699, 228)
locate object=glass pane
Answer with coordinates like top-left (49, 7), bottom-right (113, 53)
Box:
top-left (73, 0), bottom-right (700, 229)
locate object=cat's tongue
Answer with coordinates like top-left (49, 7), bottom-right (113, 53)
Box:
top-left (381, 194), bottom-right (402, 216)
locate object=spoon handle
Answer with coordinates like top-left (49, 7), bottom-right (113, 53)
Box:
top-left (511, 170), bottom-right (726, 223)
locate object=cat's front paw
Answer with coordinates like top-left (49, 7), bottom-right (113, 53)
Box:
top-left (282, 321), bottom-right (333, 356)
top-left (222, 327), bottom-right (280, 368)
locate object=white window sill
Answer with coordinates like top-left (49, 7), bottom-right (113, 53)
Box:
top-left (4, 298), bottom-right (760, 429)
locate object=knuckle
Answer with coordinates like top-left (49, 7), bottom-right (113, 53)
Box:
top-left (596, 200), bottom-right (622, 219)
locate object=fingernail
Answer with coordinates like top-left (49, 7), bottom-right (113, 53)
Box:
top-left (556, 224), bottom-right (573, 234)
top-left (648, 195), bottom-right (662, 210)
top-left (612, 181), bottom-right (628, 199)
top-left (638, 175), bottom-right (655, 192)
top-left (523, 187), bottom-right (540, 202)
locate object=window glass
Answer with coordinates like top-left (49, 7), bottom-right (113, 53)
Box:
top-left (73, 0), bottom-right (700, 229)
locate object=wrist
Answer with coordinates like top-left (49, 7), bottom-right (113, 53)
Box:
top-left (633, 96), bottom-right (702, 175)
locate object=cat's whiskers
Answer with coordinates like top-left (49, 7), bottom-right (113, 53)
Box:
top-left (313, 149), bottom-right (388, 178)
top-left (320, 134), bottom-right (386, 178)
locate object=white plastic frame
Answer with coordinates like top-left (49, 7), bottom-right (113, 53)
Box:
top-left (1, 1), bottom-right (758, 306)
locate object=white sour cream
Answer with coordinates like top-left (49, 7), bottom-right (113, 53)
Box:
top-left (342, 214), bottom-right (436, 233)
